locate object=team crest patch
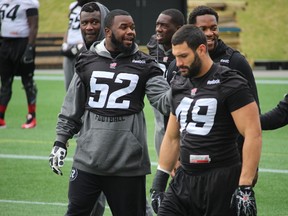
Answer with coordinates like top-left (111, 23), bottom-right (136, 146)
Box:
top-left (70, 167), bottom-right (78, 182)
top-left (191, 88), bottom-right (197, 96)
top-left (110, 62), bottom-right (117, 69)
top-left (163, 56), bottom-right (168, 63)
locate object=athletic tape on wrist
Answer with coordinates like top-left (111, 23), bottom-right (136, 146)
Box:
top-left (157, 165), bottom-right (171, 175)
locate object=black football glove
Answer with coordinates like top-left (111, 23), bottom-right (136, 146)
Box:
top-left (49, 141), bottom-right (67, 176)
top-left (61, 42), bottom-right (83, 57)
top-left (230, 186), bottom-right (257, 216)
top-left (150, 169), bottom-right (169, 214)
top-left (22, 44), bottom-right (35, 64)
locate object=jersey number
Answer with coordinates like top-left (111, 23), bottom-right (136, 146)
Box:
top-left (89, 71), bottom-right (139, 109)
top-left (69, 11), bottom-right (80, 30)
top-left (0, 4), bottom-right (20, 21)
top-left (175, 97), bottom-right (217, 135)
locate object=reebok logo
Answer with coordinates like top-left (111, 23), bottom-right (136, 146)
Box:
top-left (220, 59), bottom-right (229, 64)
top-left (132, 60), bottom-right (146, 64)
top-left (207, 79), bottom-right (220, 85)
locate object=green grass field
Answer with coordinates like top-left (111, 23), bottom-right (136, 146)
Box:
top-left (0, 71), bottom-right (287, 216)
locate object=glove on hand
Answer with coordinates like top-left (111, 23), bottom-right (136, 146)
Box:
top-left (150, 189), bottom-right (165, 214)
top-left (49, 141), bottom-right (67, 176)
top-left (150, 169), bottom-right (169, 214)
top-left (22, 44), bottom-right (35, 64)
top-left (230, 186), bottom-right (257, 216)
top-left (61, 43), bottom-right (83, 57)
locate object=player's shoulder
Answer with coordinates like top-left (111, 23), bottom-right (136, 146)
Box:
top-left (214, 64), bottom-right (248, 89)
top-left (134, 50), bottom-right (157, 63)
top-left (20, 0), bottom-right (40, 8)
top-left (69, 1), bottom-right (79, 10)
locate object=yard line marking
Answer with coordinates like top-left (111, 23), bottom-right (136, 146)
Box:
top-left (15, 76), bottom-right (64, 81)
top-left (256, 80), bottom-right (288, 84)
top-left (0, 199), bottom-right (110, 209)
top-left (0, 154), bottom-right (73, 161)
top-left (1, 154), bottom-right (288, 174)
top-left (0, 199), bottom-right (67, 206)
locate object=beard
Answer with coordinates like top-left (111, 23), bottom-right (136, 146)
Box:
top-left (111, 32), bottom-right (135, 54)
top-left (179, 52), bottom-right (202, 78)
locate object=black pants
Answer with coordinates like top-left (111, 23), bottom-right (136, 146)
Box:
top-left (0, 38), bottom-right (37, 107)
top-left (158, 164), bottom-right (241, 216)
top-left (66, 167), bottom-right (146, 216)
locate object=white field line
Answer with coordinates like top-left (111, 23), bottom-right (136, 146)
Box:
top-left (256, 80), bottom-right (288, 84)
top-left (0, 199), bottom-right (110, 209)
top-left (0, 153), bottom-right (287, 174)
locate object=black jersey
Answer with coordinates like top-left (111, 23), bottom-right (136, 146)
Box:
top-left (170, 64), bottom-right (255, 172)
top-left (75, 42), bottom-right (163, 117)
top-left (146, 34), bottom-right (175, 73)
top-left (261, 93), bottom-right (288, 130)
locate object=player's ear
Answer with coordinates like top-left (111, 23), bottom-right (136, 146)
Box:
top-left (197, 44), bottom-right (207, 55)
top-left (105, 27), bottom-right (111, 37)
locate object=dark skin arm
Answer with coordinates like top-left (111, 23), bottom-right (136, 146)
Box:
top-left (27, 10), bottom-right (39, 45)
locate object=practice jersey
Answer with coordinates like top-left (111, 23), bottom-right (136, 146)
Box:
top-left (170, 64), bottom-right (255, 172)
top-left (0, 0), bottom-right (39, 38)
top-left (76, 40), bottom-right (163, 117)
top-left (66, 1), bottom-right (83, 45)
top-left (147, 34), bottom-right (175, 73)
top-left (56, 39), bottom-right (171, 176)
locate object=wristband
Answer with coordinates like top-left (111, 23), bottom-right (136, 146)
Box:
top-left (53, 141), bottom-right (67, 150)
top-left (152, 169), bottom-right (170, 192)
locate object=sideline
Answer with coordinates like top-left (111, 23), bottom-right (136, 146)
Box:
top-left (0, 153), bottom-right (288, 174)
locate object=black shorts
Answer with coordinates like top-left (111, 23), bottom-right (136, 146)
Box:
top-left (66, 167), bottom-right (146, 216)
top-left (158, 164), bottom-right (241, 216)
top-left (0, 38), bottom-right (35, 77)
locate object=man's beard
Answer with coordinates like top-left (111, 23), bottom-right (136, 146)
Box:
top-left (111, 32), bottom-right (135, 54)
top-left (180, 52), bottom-right (202, 78)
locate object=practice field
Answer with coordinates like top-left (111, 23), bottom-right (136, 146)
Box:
top-left (0, 70), bottom-right (287, 216)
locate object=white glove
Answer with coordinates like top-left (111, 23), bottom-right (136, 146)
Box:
top-left (49, 141), bottom-right (67, 175)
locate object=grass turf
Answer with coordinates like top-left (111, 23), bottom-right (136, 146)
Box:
top-left (0, 72), bottom-right (287, 215)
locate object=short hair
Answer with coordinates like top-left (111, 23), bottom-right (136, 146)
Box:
top-left (81, 2), bottom-right (100, 13)
top-left (171, 24), bottom-right (207, 51)
top-left (188, 5), bottom-right (219, 24)
top-left (161, 9), bottom-right (185, 26)
top-left (104, 9), bottom-right (131, 28)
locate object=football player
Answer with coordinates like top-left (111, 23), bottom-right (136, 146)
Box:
top-left (150, 25), bottom-right (261, 216)
top-left (61, 0), bottom-right (99, 91)
top-left (0, 0), bottom-right (39, 129)
top-left (146, 9), bottom-right (185, 157)
top-left (49, 9), bottom-right (170, 215)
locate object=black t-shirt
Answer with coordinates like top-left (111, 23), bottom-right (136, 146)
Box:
top-left (170, 64), bottom-right (255, 172)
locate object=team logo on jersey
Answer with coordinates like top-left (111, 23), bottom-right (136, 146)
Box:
top-left (110, 62), bottom-right (117, 69)
top-left (163, 56), bottom-right (168, 63)
top-left (191, 88), bottom-right (197, 96)
top-left (207, 79), bottom-right (220, 85)
top-left (220, 59), bottom-right (230, 64)
top-left (132, 59), bottom-right (146, 64)
top-left (69, 167), bottom-right (78, 182)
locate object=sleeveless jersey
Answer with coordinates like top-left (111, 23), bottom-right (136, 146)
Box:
top-left (170, 64), bottom-right (254, 172)
top-left (75, 50), bottom-right (162, 117)
top-left (66, 1), bottom-right (83, 45)
top-left (0, 0), bottom-right (39, 38)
